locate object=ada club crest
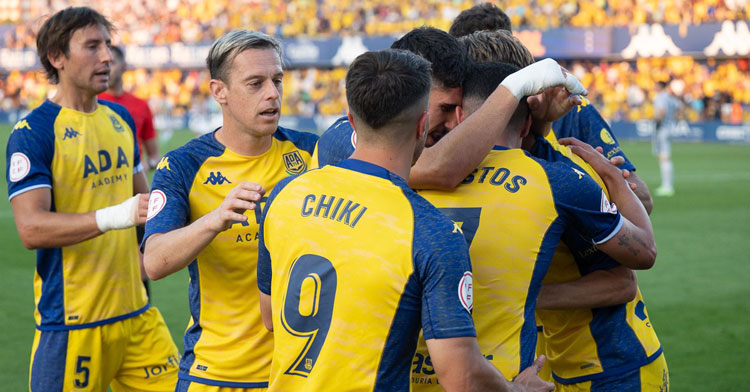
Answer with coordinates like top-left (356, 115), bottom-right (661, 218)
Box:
top-left (283, 150), bottom-right (307, 175)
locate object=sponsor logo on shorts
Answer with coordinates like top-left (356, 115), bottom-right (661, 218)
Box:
top-left (9, 152), bottom-right (31, 182)
top-left (147, 190), bottom-right (167, 220)
top-left (458, 271), bottom-right (473, 312)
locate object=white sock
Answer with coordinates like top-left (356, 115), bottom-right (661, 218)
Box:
top-left (660, 160), bottom-right (673, 189)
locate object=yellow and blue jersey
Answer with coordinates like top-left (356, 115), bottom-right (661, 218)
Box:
top-left (411, 146), bottom-right (623, 388)
top-left (258, 159), bottom-right (476, 391)
top-left (531, 137), bottom-right (663, 385)
top-left (311, 116), bottom-right (356, 169)
top-left (143, 128), bottom-right (317, 388)
top-left (550, 97), bottom-right (636, 173)
top-left (6, 99), bottom-right (148, 331)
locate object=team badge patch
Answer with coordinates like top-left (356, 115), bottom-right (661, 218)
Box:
top-left (9, 152), bottom-right (31, 182)
top-left (147, 190), bottom-right (167, 220)
top-left (283, 150), bottom-right (307, 175)
top-left (109, 115), bottom-right (125, 133)
top-left (600, 190), bottom-right (618, 214)
top-left (458, 271), bottom-right (473, 312)
top-left (351, 130), bottom-right (357, 148)
top-left (600, 128), bottom-right (616, 145)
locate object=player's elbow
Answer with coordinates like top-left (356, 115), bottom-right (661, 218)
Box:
top-left (633, 246), bottom-right (657, 270)
top-left (16, 222), bottom-right (45, 249)
top-left (142, 252), bottom-right (167, 281)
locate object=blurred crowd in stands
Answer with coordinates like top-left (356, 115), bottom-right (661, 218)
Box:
top-left (2, 0), bottom-right (750, 48)
top-left (1, 0), bottom-right (749, 125)
top-left (2, 57), bottom-right (749, 124)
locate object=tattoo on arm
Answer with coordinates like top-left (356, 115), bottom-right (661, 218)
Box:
top-left (616, 226), bottom-right (641, 256)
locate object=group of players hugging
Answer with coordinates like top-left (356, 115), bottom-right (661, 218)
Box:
top-left (7, 3), bottom-right (667, 392)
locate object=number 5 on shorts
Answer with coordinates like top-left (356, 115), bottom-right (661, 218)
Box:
top-left (75, 355), bottom-right (91, 388)
top-left (280, 254), bottom-right (337, 377)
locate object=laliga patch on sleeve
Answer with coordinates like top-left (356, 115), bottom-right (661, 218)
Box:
top-left (600, 190), bottom-right (618, 214)
top-left (458, 271), bottom-right (473, 312)
top-left (9, 152), bottom-right (31, 182)
top-left (147, 190), bottom-right (167, 220)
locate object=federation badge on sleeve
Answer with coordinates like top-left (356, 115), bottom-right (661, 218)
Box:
top-left (9, 152), bottom-right (31, 182)
top-left (458, 271), bottom-right (473, 313)
top-left (147, 190), bottom-right (167, 220)
top-left (600, 190), bottom-right (618, 214)
top-left (283, 150), bottom-right (307, 175)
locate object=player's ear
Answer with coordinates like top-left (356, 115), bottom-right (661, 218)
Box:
top-left (456, 105), bottom-right (465, 124)
top-left (347, 112), bottom-right (356, 131)
top-left (416, 111), bottom-right (428, 142)
top-left (209, 79), bottom-right (228, 105)
top-left (48, 50), bottom-right (65, 73)
top-left (520, 112), bottom-right (533, 139)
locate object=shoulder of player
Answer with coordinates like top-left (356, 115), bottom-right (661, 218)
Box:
top-left (154, 133), bottom-right (224, 178)
top-left (273, 126), bottom-right (318, 155)
top-left (9, 100), bottom-right (60, 140)
top-left (401, 186), bottom-right (462, 240)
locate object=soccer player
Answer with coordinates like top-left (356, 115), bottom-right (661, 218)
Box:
top-left (452, 13), bottom-right (653, 214)
top-left (314, 27), bottom-right (587, 192)
top-left (6, 7), bottom-right (178, 391)
top-left (142, 30), bottom-right (317, 391)
top-left (258, 49), bottom-right (549, 392)
top-left (99, 46), bottom-right (160, 171)
top-left (461, 31), bottom-right (669, 390)
top-left (652, 80), bottom-right (682, 197)
top-left (411, 62), bottom-right (656, 390)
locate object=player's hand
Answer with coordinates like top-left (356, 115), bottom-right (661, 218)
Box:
top-left (134, 193), bottom-right (149, 225)
top-left (597, 147), bottom-right (638, 190)
top-left (527, 87), bottom-right (582, 123)
top-left (501, 58), bottom-right (588, 100)
top-left (513, 355), bottom-right (554, 392)
top-left (559, 137), bottom-right (623, 182)
top-left (205, 182), bottom-right (265, 233)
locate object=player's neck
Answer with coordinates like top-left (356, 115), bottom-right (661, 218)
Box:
top-left (50, 82), bottom-right (99, 113)
top-left (496, 132), bottom-right (522, 150)
top-left (215, 123), bottom-right (273, 157)
top-left (350, 145), bottom-right (412, 180)
top-left (106, 81), bottom-right (125, 96)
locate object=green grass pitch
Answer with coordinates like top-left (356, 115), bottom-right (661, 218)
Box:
top-left (0, 124), bottom-right (748, 390)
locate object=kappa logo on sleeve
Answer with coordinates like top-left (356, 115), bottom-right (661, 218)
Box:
top-left (147, 190), bottom-right (167, 220)
top-left (9, 152), bottom-right (31, 182)
top-left (458, 271), bottom-right (473, 313)
top-left (600, 190), bottom-right (618, 214)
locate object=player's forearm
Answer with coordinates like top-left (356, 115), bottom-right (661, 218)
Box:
top-left (440, 359), bottom-right (517, 392)
top-left (144, 138), bottom-right (160, 168)
top-left (537, 266), bottom-right (637, 309)
top-left (14, 209), bottom-right (102, 249)
top-left (408, 86), bottom-right (518, 190)
top-left (598, 172), bottom-right (657, 269)
top-left (143, 215), bottom-right (219, 280)
top-left (627, 173), bottom-right (653, 215)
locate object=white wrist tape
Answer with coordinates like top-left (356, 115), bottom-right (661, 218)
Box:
top-left (500, 58), bottom-right (588, 100)
top-left (95, 195), bottom-right (139, 232)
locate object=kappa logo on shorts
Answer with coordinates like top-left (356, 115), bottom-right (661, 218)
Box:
top-left (283, 150), bottom-right (307, 175)
top-left (147, 190), bottom-right (167, 220)
top-left (9, 152), bottom-right (31, 182)
top-left (600, 190), bottom-right (618, 214)
top-left (458, 271), bottom-right (473, 312)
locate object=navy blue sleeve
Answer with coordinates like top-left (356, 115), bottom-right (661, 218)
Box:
top-left (142, 152), bottom-right (192, 250)
top-left (257, 174), bottom-right (297, 295)
top-left (552, 99), bottom-right (636, 172)
top-left (543, 161), bottom-right (623, 245)
top-left (6, 108), bottom-right (57, 200)
top-left (100, 99), bottom-right (142, 173)
top-left (404, 189), bottom-right (476, 340)
top-left (317, 117), bottom-right (356, 167)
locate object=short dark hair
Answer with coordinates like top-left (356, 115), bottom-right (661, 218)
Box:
top-left (109, 45), bottom-right (124, 62)
top-left (463, 62), bottom-right (528, 127)
top-left (459, 30), bottom-right (534, 68)
top-left (346, 49), bottom-right (431, 130)
top-left (390, 27), bottom-right (468, 89)
top-left (449, 3), bottom-right (512, 37)
top-left (36, 7), bottom-right (114, 84)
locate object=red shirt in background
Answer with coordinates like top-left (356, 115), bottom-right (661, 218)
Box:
top-left (99, 91), bottom-right (157, 156)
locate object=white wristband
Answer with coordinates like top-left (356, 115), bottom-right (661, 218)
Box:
top-left (95, 195), bottom-right (139, 232)
top-left (500, 58), bottom-right (588, 100)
